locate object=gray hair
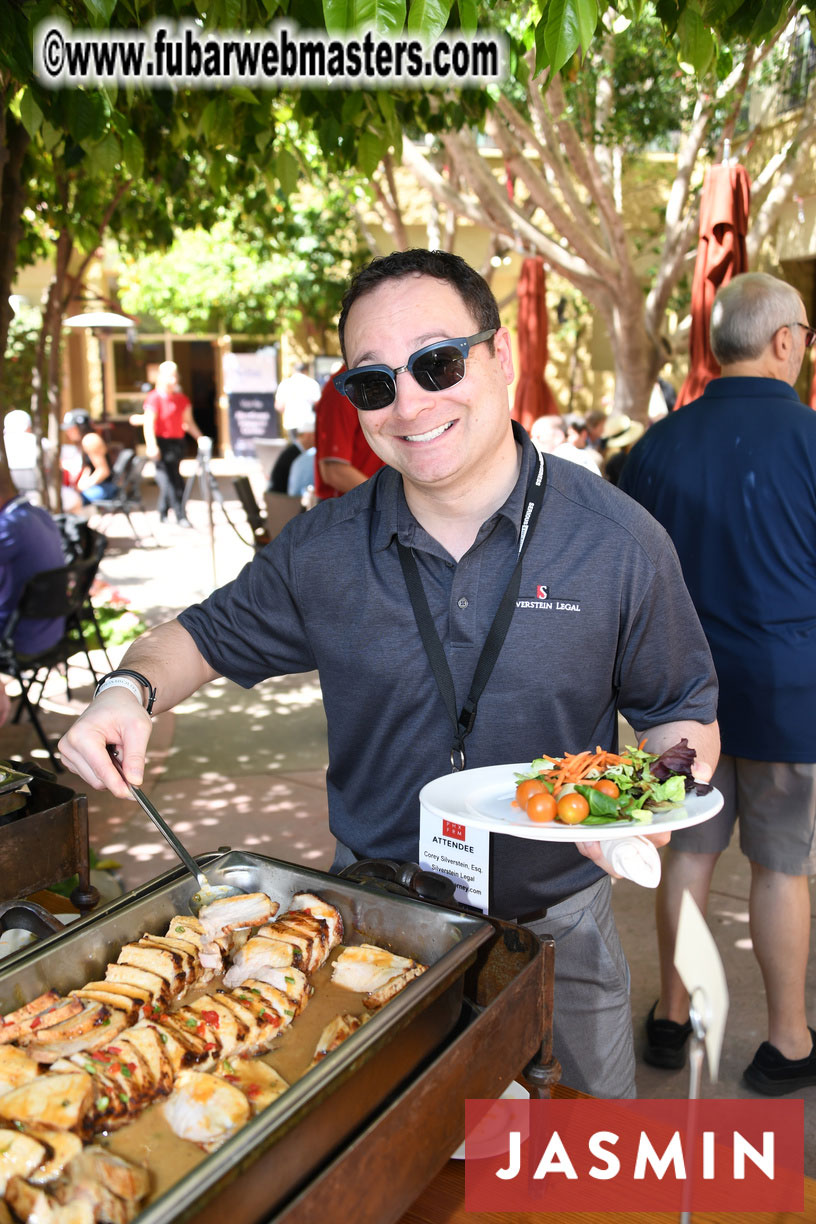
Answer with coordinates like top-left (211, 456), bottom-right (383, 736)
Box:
top-left (710, 272), bottom-right (804, 365)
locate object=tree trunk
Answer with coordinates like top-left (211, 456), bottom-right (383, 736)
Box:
top-left (603, 292), bottom-right (662, 418)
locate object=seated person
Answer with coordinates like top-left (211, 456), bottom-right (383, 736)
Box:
top-left (61, 410), bottom-right (116, 507)
top-left (286, 410), bottom-right (317, 498)
top-left (0, 463), bottom-right (66, 654)
top-left (267, 408), bottom-right (316, 496)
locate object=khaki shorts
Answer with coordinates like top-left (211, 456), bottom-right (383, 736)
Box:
top-left (670, 755), bottom-right (816, 876)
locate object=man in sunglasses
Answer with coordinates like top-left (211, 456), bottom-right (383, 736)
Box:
top-left (620, 271), bottom-right (816, 1094)
top-left (59, 249), bottom-right (719, 1100)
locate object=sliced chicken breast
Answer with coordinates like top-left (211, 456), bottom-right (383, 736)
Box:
top-left (308, 1013), bottom-right (366, 1069)
top-left (162, 1070), bottom-right (250, 1147)
top-left (198, 893), bottom-right (278, 939)
top-left (0, 1072), bottom-right (93, 1135)
top-left (0, 1044), bottom-right (41, 1095)
top-left (0, 1128), bottom-right (47, 1194)
top-left (330, 945), bottom-right (426, 995)
top-left (215, 1057), bottom-right (288, 1112)
top-left (289, 893), bottom-right (344, 944)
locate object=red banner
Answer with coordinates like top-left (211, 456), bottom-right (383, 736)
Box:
top-left (465, 1098), bottom-right (803, 1213)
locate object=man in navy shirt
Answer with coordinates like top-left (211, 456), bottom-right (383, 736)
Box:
top-left (0, 464), bottom-right (65, 654)
top-left (620, 271), bottom-right (816, 1094)
top-left (59, 250), bottom-right (719, 1098)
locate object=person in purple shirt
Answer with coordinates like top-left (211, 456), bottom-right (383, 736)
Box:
top-left (0, 464), bottom-right (66, 655)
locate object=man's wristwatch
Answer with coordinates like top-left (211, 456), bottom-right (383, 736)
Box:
top-left (93, 669), bottom-right (157, 715)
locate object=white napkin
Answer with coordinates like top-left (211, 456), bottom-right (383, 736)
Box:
top-left (606, 835), bottom-right (662, 888)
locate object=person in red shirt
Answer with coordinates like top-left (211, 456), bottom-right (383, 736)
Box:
top-left (314, 367), bottom-right (384, 499)
top-left (143, 361), bottom-right (201, 526)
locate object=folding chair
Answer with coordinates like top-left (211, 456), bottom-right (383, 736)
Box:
top-left (89, 449), bottom-right (152, 541)
top-left (68, 531), bottom-right (113, 671)
top-left (0, 562), bottom-right (97, 771)
top-left (54, 518), bottom-right (113, 671)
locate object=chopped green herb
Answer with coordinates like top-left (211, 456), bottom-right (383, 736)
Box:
top-left (96, 1096), bottom-right (110, 1111)
top-left (284, 976), bottom-right (294, 984)
top-left (185, 1018), bottom-right (198, 1029)
top-left (121, 1066), bottom-right (132, 1078)
top-left (284, 1009), bottom-right (294, 1017)
top-left (118, 1093), bottom-right (129, 1104)
top-left (175, 926), bottom-right (185, 934)
top-left (159, 1033), bottom-right (168, 1044)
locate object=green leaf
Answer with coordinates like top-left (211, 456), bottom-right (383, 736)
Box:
top-left (676, 5), bottom-right (714, 76)
top-left (575, 0), bottom-right (598, 56)
top-left (457, 0), bottom-right (478, 33)
top-left (65, 89), bottom-right (108, 144)
top-left (406, 0), bottom-right (452, 40)
top-left (542, 0), bottom-right (582, 74)
top-left (357, 129), bottom-right (385, 176)
top-left (325, 0), bottom-right (406, 34)
top-left (86, 131), bottom-right (120, 176)
top-left (256, 129), bottom-right (272, 151)
top-left (122, 130), bottom-right (144, 178)
top-left (275, 148), bottom-right (300, 196)
top-left (199, 99), bottom-right (219, 141)
top-left (19, 89), bottom-right (44, 139)
top-left (40, 120), bottom-right (63, 153)
top-left (83, 0), bottom-right (118, 24)
top-left (230, 86), bottom-right (260, 106)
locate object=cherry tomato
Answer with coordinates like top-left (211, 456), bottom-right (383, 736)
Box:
top-left (594, 779), bottom-right (620, 799)
top-left (556, 793), bottom-right (590, 824)
top-left (526, 791), bottom-right (557, 823)
top-left (515, 779), bottom-right (547, 811)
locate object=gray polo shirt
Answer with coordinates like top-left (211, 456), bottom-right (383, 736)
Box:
top-left (180, 425), bottom-right (717, 918)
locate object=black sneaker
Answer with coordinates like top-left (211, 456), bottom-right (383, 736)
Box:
top-left (644, 1001), bottom-right (693, 1069)
top-left (743, 1028), bottom-right (816, 1096)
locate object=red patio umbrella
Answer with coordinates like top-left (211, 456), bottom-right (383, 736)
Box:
top-left (675, 161), bottom-right (751, 410)
top-left (512, 257), bottom-right (558, 431)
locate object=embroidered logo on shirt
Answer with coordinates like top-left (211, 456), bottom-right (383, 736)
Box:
top-left (518, 585), bottom-right (581, 613)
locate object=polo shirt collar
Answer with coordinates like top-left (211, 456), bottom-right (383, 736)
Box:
top-left (702, 376), bottom-right (801, 403)
top-left (371, 419), bottom-right (539, 554)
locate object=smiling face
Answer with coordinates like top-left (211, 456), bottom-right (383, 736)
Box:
top-left (343, 274), bottom-right (516, 507)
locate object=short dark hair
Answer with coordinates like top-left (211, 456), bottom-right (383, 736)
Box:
top-left (338, 249), bottom-right (501, 361)
top-left (63, 409), bottom-right (92, 434)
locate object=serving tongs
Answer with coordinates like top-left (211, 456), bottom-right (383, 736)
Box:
top-left (106, 745), bottom-right (241, 914)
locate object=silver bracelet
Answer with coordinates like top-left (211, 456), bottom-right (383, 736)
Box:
top-left (94, 675), bottom-right (145, 705)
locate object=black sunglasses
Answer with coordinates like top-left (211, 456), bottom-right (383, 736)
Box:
top-left (334, 328), bottom-right (497, 411)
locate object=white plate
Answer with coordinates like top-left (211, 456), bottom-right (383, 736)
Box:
top-left (450, 1080), bottom-right (530, 1160)
top-left (420, 763), bottom-right (723, 843)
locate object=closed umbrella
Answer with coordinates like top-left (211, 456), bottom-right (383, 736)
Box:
top-left (675, 161), bottom-right (751, 410)
top-left (512, 257), bottom-right (558, 432)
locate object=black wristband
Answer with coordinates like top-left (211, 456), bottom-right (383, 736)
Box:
top-left (94, 669), bottom-right (157, 715)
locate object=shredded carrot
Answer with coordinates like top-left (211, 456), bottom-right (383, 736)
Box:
top-left (534, 746), bottom-right (634, 796)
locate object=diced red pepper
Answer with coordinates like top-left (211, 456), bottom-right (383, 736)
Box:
top-left (30, 1018), bottom-right (41, 1029)
top-left (200, 1010), bottom-right (220, 1028)
top-left (246, 1084), bottom-right (261, 1098)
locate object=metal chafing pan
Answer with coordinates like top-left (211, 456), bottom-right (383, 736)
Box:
top-left (0, 850), bottom-right (494, 1224)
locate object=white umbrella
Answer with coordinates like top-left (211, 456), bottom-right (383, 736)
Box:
top-left (64, 311), bottom-right (134, 329)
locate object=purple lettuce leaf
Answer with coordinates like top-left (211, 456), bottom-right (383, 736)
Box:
top-left (651, 738), bottom-right (713, 795)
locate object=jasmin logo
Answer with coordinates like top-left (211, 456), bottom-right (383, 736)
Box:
top-left (464, 1099), bottom-right (803, 1214)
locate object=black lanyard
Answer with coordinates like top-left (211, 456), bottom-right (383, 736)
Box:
top-left (397, 448), bottom-right (547, 772)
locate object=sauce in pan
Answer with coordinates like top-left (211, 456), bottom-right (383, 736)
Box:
top-left (103, 950), bottom-right (369, 1205)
